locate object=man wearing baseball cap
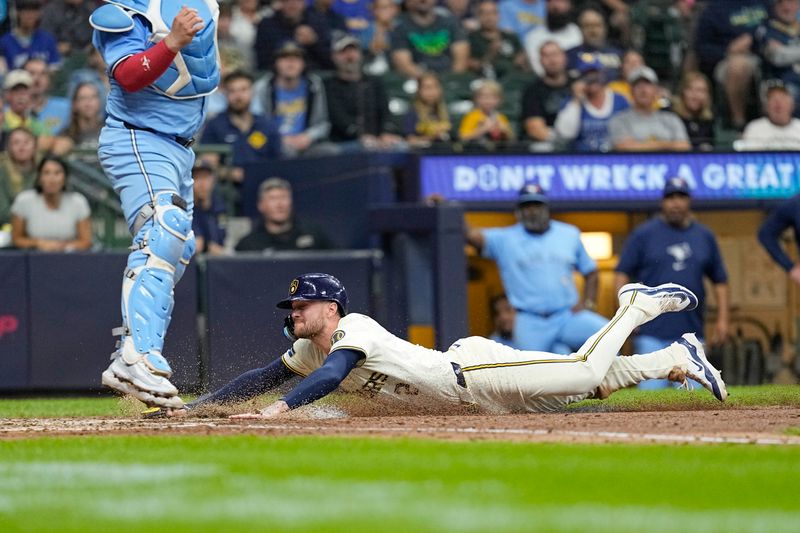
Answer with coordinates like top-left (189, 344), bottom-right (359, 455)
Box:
top-left (739, 79), bottom-right (800, 150)
top-left (615, 177), bottom-right (730, 389)
top-left (3, 69), bottom-right (50, 137)
top-left (609, 66), bottom-right (691, 152)
top-left (554, 53), bottom-right (630, 152)
top-left (466, 183), bottom-right (608, 353)
top-left (253, 41), bottom-right (332, 157)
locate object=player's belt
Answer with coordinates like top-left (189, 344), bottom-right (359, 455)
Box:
top-left (121, 120), bottom-right (196, 147)
top-left (450, 362), bottom-right (467, 388)
top-left (515, 308), bottom-right (559, 319)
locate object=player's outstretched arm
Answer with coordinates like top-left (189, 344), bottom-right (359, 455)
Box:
top-left (188, 356), bottom-right (297, 409)
top-left (231, 349), bottom-right (363, 419)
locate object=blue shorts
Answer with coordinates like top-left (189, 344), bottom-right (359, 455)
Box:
top-left (98, 119), bottom-right (195, 231)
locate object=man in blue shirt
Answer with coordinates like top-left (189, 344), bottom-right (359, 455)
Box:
top-left (92, 0), bottom-right (220, 409)
top-left (191, 159), bottom-right (227, 256)
top-left (758, 193), bottom-right (800, 285)
top-left (755, 0), bottom-right (800, 113)
top-left (615, 177), bottom-right (730, 388)
top-left (201, 70), bottom-right (281, 184)
top-left (0, 0), bottom-right (60, 71)
top-left (466, 184), bottom-right (608, 353)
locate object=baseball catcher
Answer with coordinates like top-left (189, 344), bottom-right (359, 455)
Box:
top-left (159, 272), bottom-right (726, 418)
top-left (91, 0), bottom-right (220, 408)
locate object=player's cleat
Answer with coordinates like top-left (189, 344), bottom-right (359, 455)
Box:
top-left (102, 351), bottom-right (184, 409)
top-left (677, 333), bottom-right (727, 402)
top-left (617, 283), bottom-right (698, 319)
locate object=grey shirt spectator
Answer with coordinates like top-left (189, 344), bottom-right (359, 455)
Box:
top-left (11, 189), bottom-right (89, 242)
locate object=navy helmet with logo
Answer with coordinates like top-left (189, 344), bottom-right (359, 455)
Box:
top-left (276, 273), bottom-right (348, 316)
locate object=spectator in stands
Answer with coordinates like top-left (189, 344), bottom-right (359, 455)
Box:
top-left (254, 0), bottom-right (333, 71)
top-left (0, 0), bottom-right (60, 73)
top-left (758, 190), bottom-right (800, 287)
top-left (191, 160), bottom-right (228, 256)
top-left (312, 0), bottom-right (349, 34)
top-left (566, 4), bottom-right (623, 80)
top-left (3, 70), bottom-right (52, 150)
top-left (609, 66), bottom-right (690, 151)
top-left (695, 0), bottom-right (770, 130)
top-left (615, 177), bottom-right (729, 389)
top-left (390, 0), bottom-right (470, 78)
top-left (235, 177), bottom-right (332, 252)
top-left (671, 71), bottom-right (716, 151)
top-left (458, 79), bottom-right (516, 143)
top-left (216, 2), bottom-right (250, 76)
top-left (24, 57), bottom-right (69, 136)
top-left (488, 293), bottom-right (517, 348)
top-left (0, 127), bottom-right (37, 227)
top-left (524, 0), bottom-right (582, 76)
top-left (10, 155), bottom-right (92, 252)
top-left (66, 47), bottom-right (109, 113)
top-left (739, 79), bottom-right (800, 149)
top-left (230, 0), bottom-right (271, 71)
top-left (607, 48), bottom-right (644, 103)
top-left (39, 0), bottom-right (93, 57)
top-left (325, 35), bottom-right (404, 150)
top-left (520, 40), bottom-right (570, 142)
top-left (443, 0), bottom-right (480, 32)
top-left (499, 0), bottom-right (547, 41)
top-left (52, 82), bottom-right (103, 156)
top-left (468, 0), bottom-right (529, 79)
top-left (755, 0), bottom-right (800, 113)
top-left (554, 56), bottom-right (629, 151)
top-left (404, 72), bottom-right (452, 146)
top-left (334, 0), bottom-right (373, 42)
top-left (254, 42), bottom-right (332, 158)
top-left (465, 183), bottom-right (607, 353)
top-left (595, 0), bottom-right (634, 47)
top-left (360, 0), bottom-right (399, 76)
top-left (202, 70), bottom-right (282, 185)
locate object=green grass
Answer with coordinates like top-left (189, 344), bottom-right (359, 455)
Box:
top-left (1, 388), bottom-right (799, 532)
top-left (1, 436), bottom-right (799, 533)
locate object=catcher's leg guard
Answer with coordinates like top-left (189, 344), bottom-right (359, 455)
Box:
top-left (102, 192), bottom-right (193, 406)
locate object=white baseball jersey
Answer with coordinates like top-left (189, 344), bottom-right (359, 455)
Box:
top-left (280, 313), bottom-right (469, 408)
top-left (279, 306), bottom-right (687, 413)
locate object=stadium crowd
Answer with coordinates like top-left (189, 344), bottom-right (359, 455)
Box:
top-left (0, 0), bottom-right (799, 254)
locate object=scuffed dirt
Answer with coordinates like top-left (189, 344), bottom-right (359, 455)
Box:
top-left (3, 404), bottom-right (800, 445)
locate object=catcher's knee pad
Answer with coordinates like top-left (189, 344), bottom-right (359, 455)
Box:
top-left (174, 231), bottom-right (196, 284)
top-left (118, 193), bottom-right (192, 369)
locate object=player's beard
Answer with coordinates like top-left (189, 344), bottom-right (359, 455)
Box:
top-left (294, 314), bottom-right (327, 339)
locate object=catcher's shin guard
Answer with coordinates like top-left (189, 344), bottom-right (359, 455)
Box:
top-left (103, 193), bottom-right (193, 406)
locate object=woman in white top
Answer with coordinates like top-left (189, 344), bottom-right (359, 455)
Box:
top-left (11, 155), bottom-right (92, 252)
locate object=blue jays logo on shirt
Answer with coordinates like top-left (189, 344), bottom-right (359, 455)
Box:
top-left (667, 242), bottom-right (692, 271)
top-left (331, 330), bottom-right (346, 343)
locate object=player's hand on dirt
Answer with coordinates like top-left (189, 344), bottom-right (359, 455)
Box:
top-left (230, 400), bottom-right (289, 419)
top-left (165, 407), bottom-right (190, 418)
top-left (165, 6), bottom-right (204, 52)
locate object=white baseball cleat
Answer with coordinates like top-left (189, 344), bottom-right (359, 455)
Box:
top-left (617, 282), bottom-right (698, 320)
top-left (677, 333), bottom-right (727, 402)
top-left (102, 352), bottom-right (184, 409)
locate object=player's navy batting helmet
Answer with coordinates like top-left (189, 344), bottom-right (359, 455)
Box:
top-left (276, 273), bottom-right (348, 316)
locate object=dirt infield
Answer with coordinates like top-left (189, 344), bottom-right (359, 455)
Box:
top-left (3, 405), bottom-right (800, 445)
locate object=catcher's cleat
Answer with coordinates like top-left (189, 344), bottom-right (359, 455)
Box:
top-left (678, 333), bottom-right (727, 402)
top-left (102, 352), bottom-right (184, 409)
top-left (617, 283), bottom-right (698, 320)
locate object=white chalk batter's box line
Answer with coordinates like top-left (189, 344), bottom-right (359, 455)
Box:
top-left (166, 422), bottom-right (800, 446)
